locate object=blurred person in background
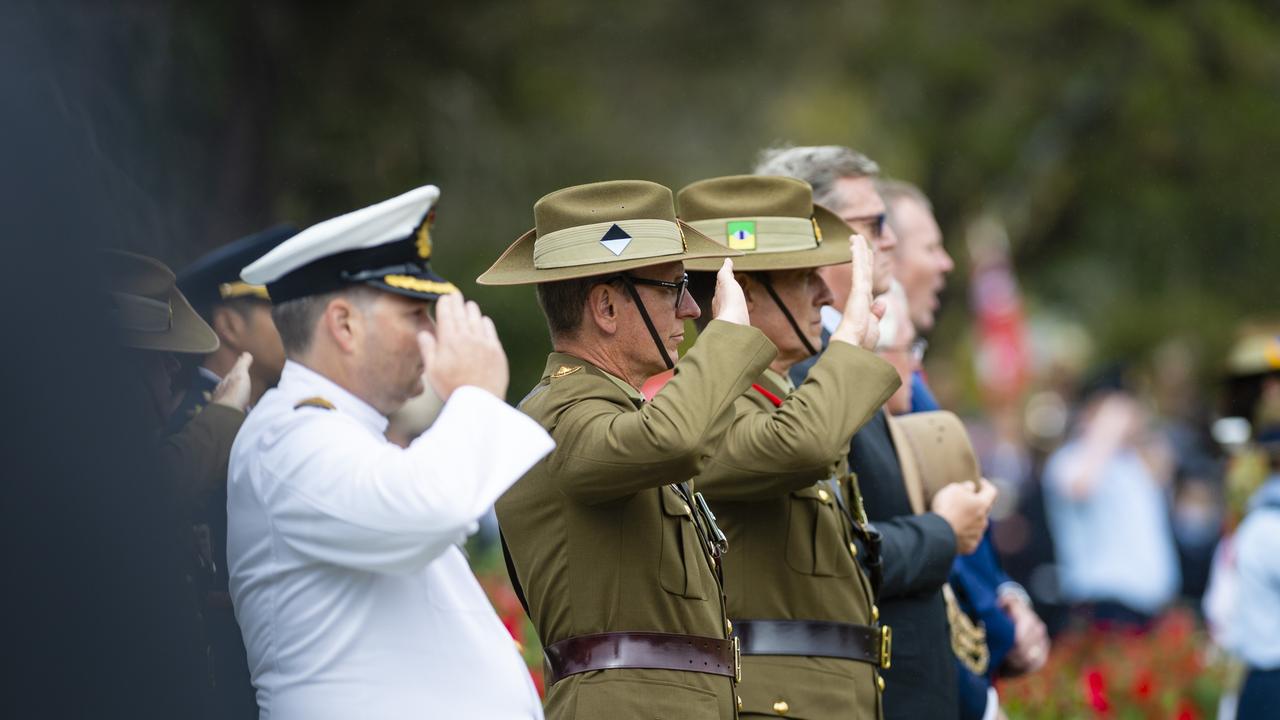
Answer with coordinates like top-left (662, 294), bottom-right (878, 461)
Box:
top-left (761, 143), bottom-right (998, 720)
top-left (172, 225), bottom-right (296, 429)
top-left (1203, 324), bottom-right (1280, 719)
top-left (882, 180), bottom-right (1048, 720)
top-left (1224, 329), bottom-right (1280, 720)
top-left (168, 226), bottom-right (296, 718)
top-left (1146, 339), bottom-right (1226, 606)
top-left (877, 179), bottom-right (954, 413)
top-left (1043, 369), bottom-right (1180, 630)
top-left (107, 249), bottom-right (255, 718)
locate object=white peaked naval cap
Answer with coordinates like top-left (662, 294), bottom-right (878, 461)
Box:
top-left (240, 185), bottom-right (459, 303)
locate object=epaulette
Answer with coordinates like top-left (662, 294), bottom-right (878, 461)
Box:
top-left (294, 396), bottom-right (336, 411)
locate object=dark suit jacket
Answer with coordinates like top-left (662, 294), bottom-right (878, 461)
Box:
top-left (793, 345), bottom-right (959, 720)
top-left (850, 411), bottom-right (959, 720)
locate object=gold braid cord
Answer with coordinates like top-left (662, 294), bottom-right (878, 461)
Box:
top-left (943, 584), bottom-right (990, 675)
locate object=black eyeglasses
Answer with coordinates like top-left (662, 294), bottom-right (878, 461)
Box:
top-left (610, 272), bottom-right (690, 310)
top-left (845, 213), bottom-right (887, 239)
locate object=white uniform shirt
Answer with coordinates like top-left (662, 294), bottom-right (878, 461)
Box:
top-left (228, 361), bottom-right (553, 719)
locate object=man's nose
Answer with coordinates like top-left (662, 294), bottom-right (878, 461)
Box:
top-left (677, 288), bottom-right (701, 320)
top-left (878, 225), bottom-right (900, 253)
top-left (939, 247), bottom-right (955, 273)
top-left (814, 274), bottom-right (835, 307)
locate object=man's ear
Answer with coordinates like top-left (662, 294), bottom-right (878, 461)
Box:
top-left (734, 272), bottom-right (758, 312)
top-left (210, 305), bottom-right (246, 352)
top-left (586, 283), bottom-right (620, 336)
top-left (322, 297), bottom-right (362, 353)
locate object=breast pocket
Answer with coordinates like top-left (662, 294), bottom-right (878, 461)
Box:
top-left (658, 487), bottom-right (708, 600)
top-left (785, 484), bottom-right (853, 577)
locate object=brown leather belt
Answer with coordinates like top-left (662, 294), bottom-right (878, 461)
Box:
top-left (735, 619), bottom-right (892, 668)
top-left (543, 631), bottom-right (739, 686)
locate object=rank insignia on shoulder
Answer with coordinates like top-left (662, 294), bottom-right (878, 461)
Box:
top-left (550, 365), bottom-right (582, 379)
top-left (294, 396), bottom-right (336, 411)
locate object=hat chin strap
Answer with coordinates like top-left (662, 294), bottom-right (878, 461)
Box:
top-left (616, 277), bottom-right (675, 371)
top-left (756, 273), bottom-right (819, 357)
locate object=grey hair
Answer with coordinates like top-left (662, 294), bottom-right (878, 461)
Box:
top-left (876, 177), bottom-right (933, 214)
top-left (753, 145), bottom-right (881, 208)
top-left (271, 285), bottom-right (380, 357)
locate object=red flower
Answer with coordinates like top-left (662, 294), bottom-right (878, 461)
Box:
top-left (1131, 668), bottom-right (1153, 701)
top-left (1084, 667), bottom-right (1110, 714)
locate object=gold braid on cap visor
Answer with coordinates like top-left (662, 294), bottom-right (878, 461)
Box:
top-left (382, 275), bottom-right (460, 295)
top-left (686, 216), bottom-right (820, 254)
top-left (531, 219), bottom-right (685, 269)
top-left (218, 281), bottom-right (270, 300)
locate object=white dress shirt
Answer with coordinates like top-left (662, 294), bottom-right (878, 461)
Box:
top-left (228, 360), bottom-right (554, 719)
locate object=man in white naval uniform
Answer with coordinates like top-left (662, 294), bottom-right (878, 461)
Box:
top-left (228, 185), bottom-right (554, 719)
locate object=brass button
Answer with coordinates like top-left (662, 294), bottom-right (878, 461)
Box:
top-left (726, 619), bottom-right (733, 634)
top-left (773, 699), bottom-right (790, 715)
top-left (682, 503), bottom-right (692, 516)
top-left (848, 541), bottom-right (858, 557)
top-left (877, 675), bottom-right (886, 692)
top-left (872, 605), bottom-right (879, 622)
top-left (817, 488), bottom-right (831, 503)
top-left (737, 695), bottom-right (743, 711)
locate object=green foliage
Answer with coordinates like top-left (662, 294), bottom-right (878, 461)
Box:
top-left (44, 0), bottom-right (1280, 397)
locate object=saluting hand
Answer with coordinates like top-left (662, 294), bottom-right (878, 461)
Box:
top-left (211, 352), bottom-right (253, 412)
top-left (419, 293), bottom-right (510, 401)
top-left (711, 259), bottom-right (750, 326)
top-left (830, 234), bottom-right (885, 350)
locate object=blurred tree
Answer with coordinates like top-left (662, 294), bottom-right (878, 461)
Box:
top-left (33, 0), bottom-right (1280, 398)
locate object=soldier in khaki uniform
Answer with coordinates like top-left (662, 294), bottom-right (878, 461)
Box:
top-left (106, 249), bottom-right (254, 716)
top-left (479, 180), bottom-right (778, 719)
top-left (677, 176), bottom-right (900, 718)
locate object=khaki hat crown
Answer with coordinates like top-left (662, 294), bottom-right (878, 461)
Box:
top-left (534, 180), bottom-right (679, 236)
top-left (677, 175), bottom-right (814, 222)
top-left (105, 249), bottom-right (219, 354)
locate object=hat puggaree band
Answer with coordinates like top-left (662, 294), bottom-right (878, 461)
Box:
top-left (677, 175), bottom-right (853, 272)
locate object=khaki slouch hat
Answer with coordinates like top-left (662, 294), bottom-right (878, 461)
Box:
top-left (477, 180), bottom-right (740, 286)
top-left (105, 249), bottom-right (220, 354)
top-left (677, 175), bottom-right (853, 272)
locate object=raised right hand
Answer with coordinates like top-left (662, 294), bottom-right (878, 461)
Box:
top-left (211, 352), bottom-right (254, 412)
top-left (418, 293), bottom-right (510, 401)
top-left (930, 478), bottom-right (998, 555)
top-left (829, 234), bottom-right (883, 350)
top-left (711, 259), bottom-right (750, 326)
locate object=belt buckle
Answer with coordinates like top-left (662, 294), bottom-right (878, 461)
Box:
top-left (879, 625), bottom-right (893, 670)
top-left (733, 635), bottom-right (741, 682)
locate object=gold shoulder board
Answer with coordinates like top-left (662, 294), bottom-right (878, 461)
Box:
top-left (294, 396), bottom-right (336, 411)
